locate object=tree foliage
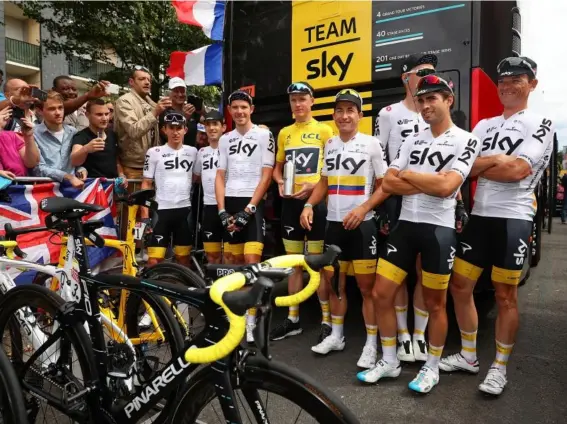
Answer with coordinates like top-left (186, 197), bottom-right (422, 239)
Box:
top-left (20, 0), bottom-right (220, 103)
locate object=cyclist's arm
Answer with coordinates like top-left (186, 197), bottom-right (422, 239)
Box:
top-left (381, 137), bottom-right (420, 195)
top-left (247, 130), bottom-right (276, 209)
top-left (193, 150), bottom-right (202, 183)
top-left (215, 136), bottom-right (229, 211)
top-left (375, 108), bottom-right (391, 153)
top-left (140, 178), bottom-right (153, 219)
top-left (470, 155), bottom-right (506, 177)
top-left (361, 137), bottom-right (390, 211)
top-left (273, 129), bottom-right (285, 185)
top-left (141, 149), bottom-right (157, 219)
top-left (305, 176), bottom-right (328, 206)
top-left (249, 167), bottom-right (273, 209)
top-left (480, 159), bottom-right (531, 182)
top-left (400, 171), bottom-right (463, 198)
top-left (273, 161), bottom-right (284, 185)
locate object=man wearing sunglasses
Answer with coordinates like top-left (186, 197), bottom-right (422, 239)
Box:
top-left (375, 54), bottom-right (437, 365)
top-left (301, 89), bottom-right (388, 368)
top-left (216, 90), bottom-right (275, 343)
top-left (359, 74), bottom-right (480, 394)
top-left (141, 111), bottom-right (198, 267)
top-left (440, 57), bottom-right (554, 396)
top-left (269, 81), bottom-right (334, 344)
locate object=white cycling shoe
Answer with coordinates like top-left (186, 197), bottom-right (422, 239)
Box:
top-left (478, 368), bottom-right (507, 395)
top-left (311, 335), bottom-right (345, 355)
top-left (413, 338), bottom-right (428, 362)
top-left (357, 345), bottom-right (377, 369)
top-left (397, 339), bottom-right (415, 362)
top-left (408, 366), bottom-right (439, 394)
top-left (357, 359), bottom-right (401, 383)
top-left (439, 353), bottom-right (480, 374)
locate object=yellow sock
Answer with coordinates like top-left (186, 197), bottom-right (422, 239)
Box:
top-left (492, 340), bottom-right (514, 374)
top-left (381, 336), bottom-right (397, 363)
top-left (320, 300), bottom-right (331, 325)
top-left (365, 325), bottom-right (378, 347)
top-left (246, 308), bottom-right (256, 325)
top-left (460, 330), bottom-right (478, 362)
top-left (425, 344), bottom-right (444, 372)
top-left (395, 305), bottom-right (410, 342)
top-left (288, 306), bottom-right (299, 323)
top-left (330, 315), bottom-right (344, 339)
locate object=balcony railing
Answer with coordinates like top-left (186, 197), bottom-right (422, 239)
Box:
top-left (5, 38), bottom-right (40, 68)
top-left (69, 56), bottom-right (116, 80)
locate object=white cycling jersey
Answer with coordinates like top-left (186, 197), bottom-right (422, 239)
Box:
top-left (193, 145), bottom-right (219, 206)
top-left (390, 125), bottom-right (480, 228)
top-left (217, 125), bottom-right (275, 198)
top-left (471, 109), bottom-right (555, 221)
top-left (322, 132), bottom-right (387, 222)
top-left (375, 101), bottom-right (428, 164)
top-left (143, 144), bottom-right (198, 210)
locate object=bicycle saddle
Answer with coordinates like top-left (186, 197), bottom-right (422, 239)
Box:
top-left (127, 189), bottom-right (156, 206)
top-left (39, 197), bottom-right (104, 214)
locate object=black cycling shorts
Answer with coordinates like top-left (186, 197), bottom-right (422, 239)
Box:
top-left (224, 197), bottom-right (265, 257)
top-left (377, 220), bottom-right (457, 290)
top-left (148, 207), bottom-right (193, 259)
top-left (281, 198), bottom-right (326, 254)
top-left (323, 219), bottom-right (378, 275)
top-left (454, 215), bottom-right (532, 286)
top-left (384, 195), bottom-right (403, 228)
top-left (201, 204), bottom-right (223, 254)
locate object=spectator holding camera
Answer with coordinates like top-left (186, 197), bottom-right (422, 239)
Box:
top-left (70, 99), bottom-right (126, 187)
top-left (32, 91), bottom-right (86, 188)
top-left (0, 106), bottom-right (40, 178)
top-left (1, 79), bottom-right (39, 133)
top-left (114, 65), bottom-right (170, 179)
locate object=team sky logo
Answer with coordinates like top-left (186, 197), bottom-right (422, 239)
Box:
top-left (325, 154), bottom-right (366, 175)
top-left (514, 239), bottom-right (528, 265)
top-left (447, 247), bottom-right (456, 270)
top-left (228, 140), bottom-right (258, 157)
top-left (286, 148), bottom-right (320, 174)
top-left (369, 236), bottom-right (377, 255)
top-left (481, 132), bottom-right (523, 154)
top-left (143, 155), bottom-right (150, 171)
top-left (456, 138), bottom-right (479, 166)
top-left (164, 157), bottom-right (194, 172)
top-left (532, 118), bottom-right (553, 144)
top-left (202, 156), bottom-right (218, 170)
top-left (409, 148), bottom-right (455, 172)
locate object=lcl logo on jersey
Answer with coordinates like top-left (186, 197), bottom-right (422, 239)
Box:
top-left (286, 147), bottom-right (319, 174)
top-left (228, 140), bottom-right (258, 156)
top-left (457, 138), bottom-right (479, 166)
top-left (481, 132), bottom-right (523, 154)
top-left (164, 157), bottom-right (193, 171)
top-left (202, 157), bottom-right (218, 170)
top-left (325, 154), bottom-right (366, 174)
top-left (532, 118), bottom-right (553, 143)
top-left (301, 133), bottom-right (320, 142)
top-left (409, 148), bottom-right (455, 172)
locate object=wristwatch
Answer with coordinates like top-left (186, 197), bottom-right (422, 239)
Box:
top-left (246, 204), bottom-right (257, 214)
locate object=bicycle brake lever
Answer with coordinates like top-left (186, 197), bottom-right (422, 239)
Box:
top-left (332, 261), bottom-right (341, 300)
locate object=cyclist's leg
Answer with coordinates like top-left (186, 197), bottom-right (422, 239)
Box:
top-left (408, 224), bottom-right (456, 393)
top-left (440, 216), bottom-right (488, 373)
top-left (412, 255), bottom-right (429, 361)
top-left (358, 221), bottom-right (415, 383)
top-left (147, 208), bottom-right (172, 266)
top-left (225, 197), bottom-right (246, 265)
top-left (172, 207), bottom-right (193, 266)
top-left (352, 220), bottom-right (379, 369)
top-left (309, 202), bottom-right (330, 342)
top-left (202, 205), bottom-right (223, 264)
top-left (312, 222), bottom-right (347, 355)
top-left (479, 218), bottom-right (532, 396)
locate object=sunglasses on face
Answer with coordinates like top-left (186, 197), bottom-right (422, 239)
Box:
top-left (497, 57), bottom-right (535, 76)
top-left (287, 82), bottom-right (313, 96)
top-left (414, 68), bottom-right (436, 77)
top-left (133, 65), bottom-right (150, 73)
top-left (336, 88), bottom-right (362, 99)
top-left (417, 75), bottom-right (454, 91)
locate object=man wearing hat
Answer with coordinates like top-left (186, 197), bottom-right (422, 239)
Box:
top-left (141, 111), bottom-right (198, 267)
top-left (441, 56), bottom-right (555, 396)
top-left (193, 110), bottom-right (226, 265)
top-left (359, 73), bottom-right (480, 394)
top-left (300, 88), bottom-right (388, 369)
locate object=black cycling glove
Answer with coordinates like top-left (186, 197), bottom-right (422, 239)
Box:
top-left (233, 210), bottom-right (252, 229)
top-left (455, 200), bottom-right (469, 233)
top-left (219, 210), bottom-right (233, 229)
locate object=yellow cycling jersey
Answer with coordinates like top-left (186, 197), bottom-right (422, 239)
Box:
top-left (276, 119), bottom-right (333, 194)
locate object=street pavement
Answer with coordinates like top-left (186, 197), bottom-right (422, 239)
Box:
top-left (268, 218), bottom-right (567, 424)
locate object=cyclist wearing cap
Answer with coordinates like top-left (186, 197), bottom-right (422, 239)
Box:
top-left (269, 81), bottom-right (334, 343)
top-left (193, 110), bottom-right (226, 264)
top-left (375, 53), bottom-right (437, 364)
top-left (216, 90), bottom-right (275, 342)
top-left (142, 111), bottom-right (198, 266)
top-left (358, 74), bottom-right (480, 393)
top-left (440, 56), bottom-right (554, 396)
top-left (300, 88), bottom-right (388, 369)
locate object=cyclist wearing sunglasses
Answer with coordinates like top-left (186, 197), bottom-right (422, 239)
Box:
top-left (358, 74), bottom-right (480, 393)
top-left (216, 90), bottom-right (275, 342)
top-left (301, 89), bottom-right (388, 368)
top-left (269, 82), bottom-right (334, 343)
top-left (440, 56), bottom-right (554, 396)
top-left (142, 111), bottom-right (198, 267)
top-left (375, 54), bottom-right (437, 365)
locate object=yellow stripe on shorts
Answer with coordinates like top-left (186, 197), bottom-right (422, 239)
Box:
top-left (421, 270), bottom-right (450, 290)
top-left (283, 239), bottom-right (304, 254)
top-left (352, 259), bottom-right (377, 275)
top-left (173, 245), bottom-right (192, 256)
top-left (376, 259), bottom-right (407, 284)
top-left (203, 242), bottom-right (222, 254)
top-left (453, 258), bottom-right (483, 280)
top-left (147, 247), bottom-right (166, 259)
top-left (491, 266), bottom-right (522, 286)
top-left (244, 242), bottom-right (264, 256)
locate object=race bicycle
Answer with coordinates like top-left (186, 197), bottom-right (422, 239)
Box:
top-left (0, 196), bottom-right (358, 423)
top-left (0, 346), bottom-right (29, 424)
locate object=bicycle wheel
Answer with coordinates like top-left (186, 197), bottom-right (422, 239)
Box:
top-left (0, 284), bottom-right (100, 423)
top-left (0, 347), bottom-right (29, 424)
top-left (169, 355), bottom-right (360, 424)
top-left (141, 262), bottom-right (207, 342)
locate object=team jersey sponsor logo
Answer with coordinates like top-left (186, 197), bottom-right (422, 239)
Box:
top-left (285, 147), bottom-right (319, 174)
top-left (228, 140), bottom-right (258, 156)
top-left (457, 138), bottom-right (479, 166)
top-left (481, 132), bottom-right (523, 154)
top-left (409, 148), bottom-right (455, 172)
top-left (202, 157), bottom-right (218, 170)
top-left (325, 154), bottom-right (366, 174)
top-left (532, 118), bottom-right (553, 143)
top-left (164, 157), bottom-right (194, 171)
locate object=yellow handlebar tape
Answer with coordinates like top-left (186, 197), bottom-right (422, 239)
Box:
top-left (184, 271), bottom-right (247, 364)
top-left (0, 241), bottom-right (18, 260)
top-left (265, 254), bottom-right (320, 307)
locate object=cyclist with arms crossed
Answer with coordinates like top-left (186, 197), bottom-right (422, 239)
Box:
top-left (142, 111), bottom-right (198, 266)
top-left (358, 75), bottom-right (480, 393)
top-left (216, 90), bottom-right (275, 342)
top-left (193, 110), bottom-right (226, 264)
top-left (439, 57), bottom-right (554, 395)
top-left (300, 89), bottom-right (388, 368)
top-left (270, 82), bottom-right (334, 343)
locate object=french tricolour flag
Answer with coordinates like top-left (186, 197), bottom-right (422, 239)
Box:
top-left (172, 0), bottom-right (226, 40)
top-left (167, 44), bottom-right (223, 86)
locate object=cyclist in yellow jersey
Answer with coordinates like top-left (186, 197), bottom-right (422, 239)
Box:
top-left (270, 81), bottom-right (334, 343)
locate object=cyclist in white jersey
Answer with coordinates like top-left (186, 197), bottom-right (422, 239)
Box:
top-left (193, 110), bottom-right (226, 264)
top-left (142, 111), bottom-right (198, 266)
top-left (300, 89), bottom-right (388, 368)
top-left (358, 75), bottom-right (480, 394)
top-left (216, 90), bottom-right (275, 342)
top-left (440, 57), bottom-right (554, 396)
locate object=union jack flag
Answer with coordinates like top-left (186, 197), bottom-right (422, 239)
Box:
top-left (0, 179), bottom-right (118, 283)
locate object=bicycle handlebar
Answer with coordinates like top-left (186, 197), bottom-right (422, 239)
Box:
top-left (183, 245), bottom-right (341, 364)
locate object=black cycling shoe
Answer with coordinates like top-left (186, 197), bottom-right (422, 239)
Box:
top-left (269, 318), bottom-right (303, 341)
top-left (317, 323), bottom-right (332, 344)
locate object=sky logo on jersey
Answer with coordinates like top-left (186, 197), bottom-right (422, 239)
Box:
top-left (286, 147), bottom-right (319, 174)
top-left (400, 124), bottom-right (420, 139)
top-left (328, 175), bottom-right (365, 196)
top-left (456, 138), bottom-right (479, 166)
top-left (409, 148), bottom-right (455, 172)
top-left (164, 157), bottom-right (194, 171)
top-left (532, 118), bottom-right (553, 143)
top-left (202, 157), bottom-right (218, 170)
top-left (481, 132), bottom-right (523, 154)
top-left (228, 141), bottom-right (258, 156)
top-left (325, 154), bottom-right (366, 175)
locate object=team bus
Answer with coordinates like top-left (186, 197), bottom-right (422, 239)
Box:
top-left (221, 0), bottom-right (552, 286)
